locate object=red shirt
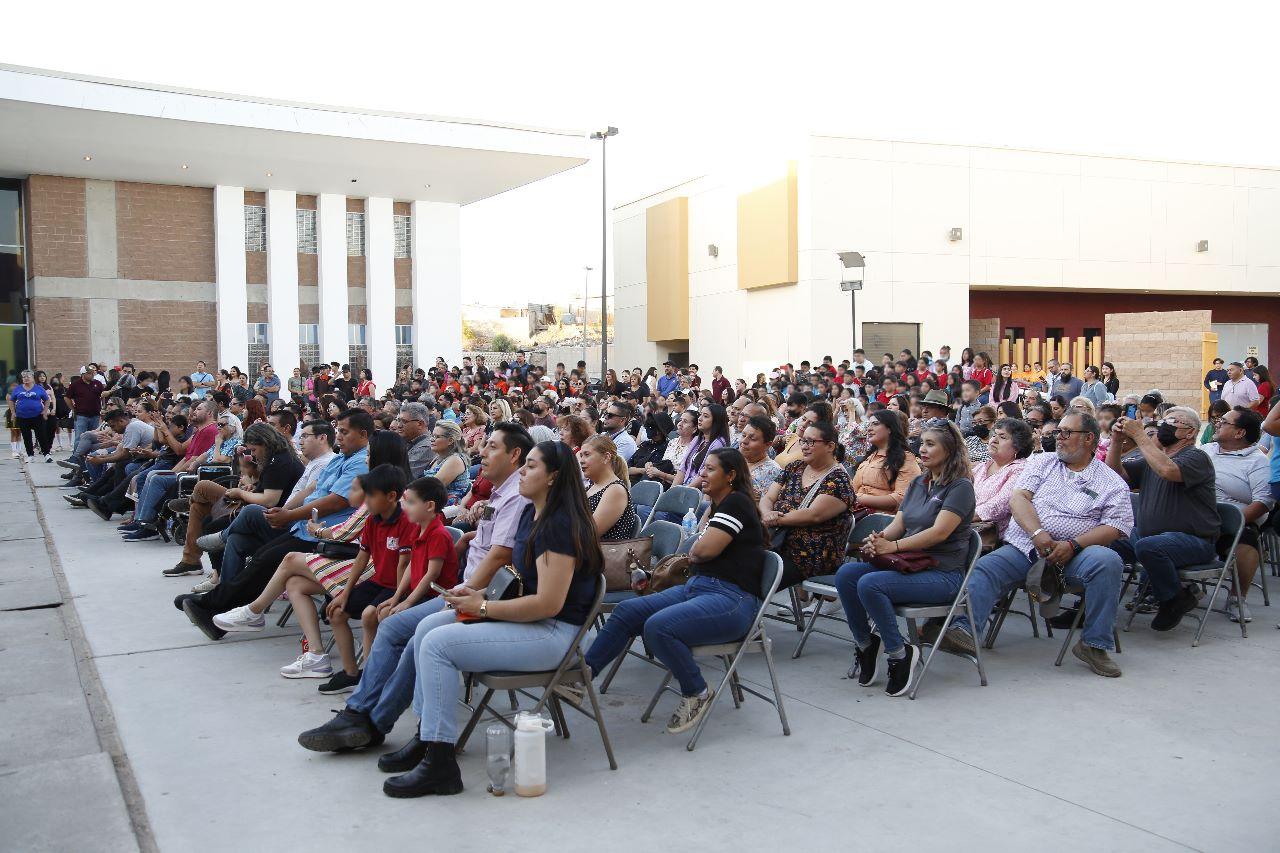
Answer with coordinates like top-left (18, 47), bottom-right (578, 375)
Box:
top-left (464, 475), bottom-right (494, 509)
top-left (359, 508), bottom-right (418, 588)
top-left (183, 422), bottom-right (219, 461)
top-left (970, 368), bottom-right (994, 390)
top-left (408, 515), bottom-right (460, 590)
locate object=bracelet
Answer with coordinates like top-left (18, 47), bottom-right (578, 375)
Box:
top-left (1030, 528), bottom-right (1045, 540)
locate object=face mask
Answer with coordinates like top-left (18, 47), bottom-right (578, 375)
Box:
top-left (972, 424), bottom-right (990, 440)
top-left (1156, 423), bottom-right (1179, 447)
top-left (1041, 434), bottom-right (1056, 452)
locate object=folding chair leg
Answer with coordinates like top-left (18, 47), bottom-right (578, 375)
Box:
top-left (640, 672), bottom-right (673, 723)
top-left (687, 652), bottom-right (742, 752)
top-left (789, 586), bottom-right (805, 631)
top-left (759, 636), bottom-right (791, 736)
top-left (968, 598), bottom-right (989, 687)
top-left (508, 690), bottom-right (519, 710)
top-left (456, 687), bottom-right (496, 752)
top-left (792, 599), bottom-right (824, 659)
top-left (599, 637), bottom-right (634, 693)
top-left (1124, 580), bottom-right (1148, 632)
top-left (275, 603), bottom-right (294, 629)
top-left (1195, 566), bottom-right (1233, 646)
top-left (580, 678), bottom-right (619, 770)
top-left (1054, 593), bottom-right (1087, 666)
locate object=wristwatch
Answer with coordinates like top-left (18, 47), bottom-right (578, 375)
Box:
top-left (478, 600), bottom-right (488, 619)
top-left (1069, 539), bottom-right (1083, 557)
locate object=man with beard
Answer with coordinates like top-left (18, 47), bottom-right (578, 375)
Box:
top-left (938, 412), bottom-right (1131, 677)
top-left (1106, 406), bottom-right (1219, 632)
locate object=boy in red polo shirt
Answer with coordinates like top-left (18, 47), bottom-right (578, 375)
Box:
top-left (324, 464), bottom-right (417, 694)
top-left (375, 476), bottom-right (459, 621)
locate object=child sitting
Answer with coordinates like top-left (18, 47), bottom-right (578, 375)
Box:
top-left (374, 476), bottom-right (460, 622)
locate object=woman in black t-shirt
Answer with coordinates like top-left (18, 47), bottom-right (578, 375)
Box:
top-left (383, 440), bottom-right (603, 798)
top-left (585, 448), bottom-right (765, 735)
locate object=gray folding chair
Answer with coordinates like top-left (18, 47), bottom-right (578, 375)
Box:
top-left (598, 520), bottom-right (683, 693)
top-left (896, 530), bottom-right (988, 699)
top-left (981, 583), bottom-right (1046, 649)
top-left (630, 480), bottom-right (662, 527)
top-left (456, 574), bottom-right (618, 770)
top-left (639, 552), bottom-right (791, 751)
top-left (792, 513), bottom-right (894, 658)
top-left (641, 519), bottom-right (683, 560)
top-left (1121, 502), bottom-right (1245, 645)
top-left (649, 484), bottom-right (701, 522)
top-left (445, 526), bottom-right (463, 544)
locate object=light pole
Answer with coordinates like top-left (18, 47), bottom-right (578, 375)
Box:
top-left (837, 251), bottom-right (865, 352)
top-left (582, 265), bottom-right (593, 368)
top-left (590, 126), bottom-right (618, 384)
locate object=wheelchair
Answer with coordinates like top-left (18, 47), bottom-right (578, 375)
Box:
top-left (155, 464), bottom-right (238, 545)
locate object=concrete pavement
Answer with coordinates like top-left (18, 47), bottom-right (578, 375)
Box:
top-left (13, 450), bottom-right (1280, 852)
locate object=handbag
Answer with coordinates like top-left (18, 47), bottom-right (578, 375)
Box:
top-left (315, 540), bottom-right (360, 560)
top-left (634, 554), bottom-right (692, 595)
top-left (600, 536), bottom-right (654, 592)
top-left (457, 564), bottom-right (526, 622)
top-left (770, 464), bottom-right (841, 549)
top-left (868, 550), bottom-right (938, 573)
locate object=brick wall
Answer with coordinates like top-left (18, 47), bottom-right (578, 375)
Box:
top-left (347, 256), bottom-right (365, 287)
top-left (117, 299), bottom-right (217, 377)
top-left (26, 175), bottom-right (86, 278)
top-left (115, 182), bottom-right (215, 282)
top-left (1104, 310), bottom-right (1210, 406)
top-left (246, 303), bottom-right (269, 323)
top-left (298, 254), bottom-right (318, 286)
top-left (395, 306), bottom-right (413, 325)
top-left (347, 198), bottom-right (365, 213)
top-left (349, 304), bottom-right (367, 324)
top-left (299, 304), bottom-right (319, 323)
top-left (296, 194), bottom-right (317, 211)
top-left (395, 257), bottom-right (411, 289)
top-left (969, 317), bottom-right (1000, 357)
top-left (31, 296), bottom-right (90, 373)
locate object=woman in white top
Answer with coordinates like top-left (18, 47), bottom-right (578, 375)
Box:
top-left (648, 409), bottom-right (696, 487)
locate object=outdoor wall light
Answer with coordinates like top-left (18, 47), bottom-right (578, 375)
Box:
top-left (949, 227), bottom-right (963, 242)
top-left (708, 244), bottom-right (719, 258)
top-left (1197, 239), bottom-right (1209, 252)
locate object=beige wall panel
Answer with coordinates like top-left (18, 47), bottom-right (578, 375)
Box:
top-left (736, 163), bottom-right (798, 291)
top-left (645, 197), bottom-right (689, 342)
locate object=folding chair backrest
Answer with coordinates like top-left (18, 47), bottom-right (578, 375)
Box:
top-left (845, 513), bottom-right (894, 556)
top-left (676, 534), bottom-right (696, 555)
top-left (1129, 492), bottom-right (1141, 539)
top-left (739, 551), bottom-right (786, 642)
top-left (644, 520), bottom-right (683, 560)
top-left (631, 480), bottom-right (662, 512)
top-left (963, 527), bottom-right (981, 573)
top-left (652, 485), bottom-right (701, 518)
top-left (1216, 502), bottom-right (1244, 551)
top-left (445, 526), bottom-right (463, 544)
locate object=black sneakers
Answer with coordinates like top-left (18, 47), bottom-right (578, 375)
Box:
top-left (318, 670), bottom-right (362, 695)
top-left (884, 644), bottom-right (920, 698)
top-left (1151, 587), bottom-right (1198, 631)
top-left (162, 562), bottom-right (204, 578)
top-left (848, 634), bottom-right (881, 687)
top-left (297, 708), bottom-right (385, 753)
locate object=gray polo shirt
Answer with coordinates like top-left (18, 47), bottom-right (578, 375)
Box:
top-left (1200, 442), bottom-right (1273, 526)
top-left (405, 432), bottom-right (438, 479)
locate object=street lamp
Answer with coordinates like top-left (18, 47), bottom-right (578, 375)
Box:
top-left (590, 126), bottom-right (618, 383)
top-left (837, 251), bottom-right (865, 352)
top-left (582, 265), bottom-right (593, 367)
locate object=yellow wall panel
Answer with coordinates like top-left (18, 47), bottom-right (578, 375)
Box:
top-left (736, 163), bottom-right (798, 291)
top-left (646, 197), bottom-right (689, 342)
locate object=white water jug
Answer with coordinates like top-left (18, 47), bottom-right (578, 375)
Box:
top-left (512, 711), bottom-right (555, 797)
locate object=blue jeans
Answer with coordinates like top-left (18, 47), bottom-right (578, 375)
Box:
top-left (70, 432), bottom-right (99, 466)
top-left (219, 504), bottom-right (277, 584)
top-left (1110, 532), bottom-right (1216, 603)
top-left (585, 575), bottom-right (759, 696)
top-left (346, 597), bottom-right (447, 733)
top-left (835, 562), bottom-right (962, 654)
top-left (133, 467), bottom-right (181, 523)
top-left (953, 543), bottom-right (1123, 651)
top-left (414, 612), bottom-right (578, 743)
top-left (72, 415), bottom-right (99, 451)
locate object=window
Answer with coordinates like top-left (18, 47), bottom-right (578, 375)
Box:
top-left (860, 322), bottom-right (920, 359)
top-left (246, 323), bottom-right (268, 345)
top-left (244, 205), bottom-right (266, 252)
top-left (296, 209), bottom-right (317, 254)
top-left (1083, 327), bottom-right (1102, 343)
top-left (395, 324), bottom-right (413, 346)
top-left (348, 324), bottom-right (367, 346)
top-left (1045, 327), bottom-right (1064, 344)
top-left (1003, 327), bottom-right (1025, 342)
top-left (346, 212), bottom-right (365, 256)
top-left (298, 324), bottom-right (319, 345)
top-left (394, 214), bottom-right (412, 258)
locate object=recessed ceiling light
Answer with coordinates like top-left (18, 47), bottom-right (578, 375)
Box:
top-left (83, 155), bottom-right (92, 161)
top-left (266, 172), bottom-right (273, 177)
top-left (181, 164), bottom-right (189, 170)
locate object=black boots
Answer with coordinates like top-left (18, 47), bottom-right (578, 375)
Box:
top-left (297, 709), bottom-right (386, 753)
top-left (377, 736), bottom-right (427, 773)
top-left (383, 741), bottom-right (464, 798)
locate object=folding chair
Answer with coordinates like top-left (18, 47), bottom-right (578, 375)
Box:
top-left (1121, 502), bottom-right (1245, 645)
top-left (456, 574), bottom-right (617, 770)
top-left (639, 552), bottom-right (791, 751)
top-left (792, 513), bottom-right (894, 659)
top-left (598, 520), bottom-right (683, 694)
top-left (630, 480), bottom-right (662, 527)
top-left (896, 530), bottom-right (988, 699)
top-left (445, 526), bottom-right (463, 544)
top-left (981, 583), bottom-right (1046, 649)
top-left (648, 484), bottom-right (701, 523)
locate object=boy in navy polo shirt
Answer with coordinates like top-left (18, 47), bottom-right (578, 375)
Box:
top-left (375, 476), bottom-right (460, 621)
top-left (324, 465), bottom-right (418, 694)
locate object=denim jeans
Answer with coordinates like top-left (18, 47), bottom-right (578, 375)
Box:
top-left (218, 504), bottom-right (276, 584)
top-left (415, 612), bottom-right (578, 744)
top-left (72, 415), bottom-right (100, 451)
top-left (953, 543), bottom-right (1123, 651)
top-left (834, 562), bottom-right (962, 654)
top-left (585, 575), bottom-right (759, 696)
top-left (1110, 532), bottom-right (1217, 603)
top-left (133, 468), bottom-right (181, 523)
top-left (70, 431), bottom-right (99, 466)
top-left (346, 597), bottom-right (447, 733)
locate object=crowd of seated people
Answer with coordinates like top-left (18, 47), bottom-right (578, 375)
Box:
top-left (28, 346), bottom-right (1280, 797)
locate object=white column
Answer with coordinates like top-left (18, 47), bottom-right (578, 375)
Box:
top-left (213, 185), bottom-right (248, 371)
top-left (365, 196), bottom-right (396, 388)
top-left (266, 189), bottom-right (300, 373)
top-left (411, 200), bottom-right (462, 367)
top-left (317, 193), bottom-right (349, 365)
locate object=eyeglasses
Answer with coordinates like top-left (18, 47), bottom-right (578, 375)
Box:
top-left (797, 437), bottom-right (832, 447)
top-left (1046, 428), bottom-right (1089, 440)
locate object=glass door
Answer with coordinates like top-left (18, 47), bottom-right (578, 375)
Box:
top-left (0, 179), bottom-right (28, 385)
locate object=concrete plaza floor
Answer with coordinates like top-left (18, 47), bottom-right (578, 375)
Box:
top-left (9, 451), bottom-right (1280, 852)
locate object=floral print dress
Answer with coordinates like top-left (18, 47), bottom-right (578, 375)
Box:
top-left (772, 460), bottom-right (857, 579)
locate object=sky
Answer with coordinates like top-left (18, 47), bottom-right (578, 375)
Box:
top-left (7, 1), bottom-right (1278, 307)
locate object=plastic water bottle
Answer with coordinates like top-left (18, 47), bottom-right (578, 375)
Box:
top-left (485, 723), bottom-right (512, 796)
top-left (681, 508), bottom-right (698, 538)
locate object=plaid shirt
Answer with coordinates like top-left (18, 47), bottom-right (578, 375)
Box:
top-left (1005, 453), bottom-right (1133, 557)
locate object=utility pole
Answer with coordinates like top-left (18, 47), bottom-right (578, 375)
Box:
top-left (590, 127), bottom-right (618, 384)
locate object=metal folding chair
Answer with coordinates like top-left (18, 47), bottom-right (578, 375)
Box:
top-left (639, 552), bottom-right (791, 751)
top-left (896, 530), bottom-right (988, 699)
top-left (649, 484), bottom-right (701, 523)
top-left (598, 520), bottom-right (683, 694)
top-left (981, 584), bottom-right (1047, 649)
top-left (1121, 502), bottom-right (1246, 645)
top-left (792, 513), bottom-right (894, 659)
top-left (456, 574), bottom-right (617, 770)
top-left (445, 526), bottom-right (463, 544)
top-left (630, 480), bottom-right (662, 527)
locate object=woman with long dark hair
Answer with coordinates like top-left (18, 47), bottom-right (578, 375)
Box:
top-left (990, 363), bottom-right (1021, 405)
top-left (852, 409), bottom-right (922, 513)
top-left (584, 447), bottom-right (767, 732)
top-left (368, 429), bottom-right (412, 481)
top-left (1100, 362), bottom-right (1119, 396)
top-left (383, 440), bottom-right (604, 797)
top-left (676, 403), bottom-right (729, 490)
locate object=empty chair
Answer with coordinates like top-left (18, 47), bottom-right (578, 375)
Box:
top-left (631, 480), bottom-right (662, 527)
top-left (649, 484), bottom-right (702, 524)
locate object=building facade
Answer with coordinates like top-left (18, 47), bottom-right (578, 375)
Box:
top-left (613, 134), bottom-right (1280, 377)
top-left (0, 65), bottom-right (593, 386)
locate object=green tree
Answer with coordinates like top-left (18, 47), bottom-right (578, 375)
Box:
top-left (491, 333), bottom-right (515, 353)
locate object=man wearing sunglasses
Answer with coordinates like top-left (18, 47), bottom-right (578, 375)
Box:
top-left (1106, 408), bottom-right (1219, 632)
top-left (599, 400), bottom-right (638, 462)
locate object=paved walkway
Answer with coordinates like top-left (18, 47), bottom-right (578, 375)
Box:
top-left (12, 451), bottom-right (1280, 851)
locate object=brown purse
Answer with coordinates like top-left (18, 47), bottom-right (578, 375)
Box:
top-left (869, 551), bottom-right (938, 573)
top-left (600, 537), bottom-right (654, 592)
top-left (644, 554), bottom-right (692, 594)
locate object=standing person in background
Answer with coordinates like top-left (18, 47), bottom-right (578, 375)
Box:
top-left (1050, 362), bottom-right (1084, 401)
top-left (1079, 366), bottom-right (1114, 408)
top-left (356, 368), bottom-right (377, 399)
top-left (190, 361), bottom-right (215, 400)
top-left (66, 366), bottom-right (105, 450)
top-left (1220, 362), bottom-right (1261, 411)
top-left (50, 373), bottom-right (71, 451)
top-left (1250, 365), bottom-right (1273, 416)
top-left (1100, 362), bottom-right (1120, 397)
top-left (9, 371), bottom-right (53, 463)
top-left (1203, 358), bottom-right (1228, 403)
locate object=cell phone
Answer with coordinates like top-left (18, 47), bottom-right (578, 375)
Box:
top-left (429, 581), bottom-right (449, 595)
top-left (311, 508), bottom-right (319, 522)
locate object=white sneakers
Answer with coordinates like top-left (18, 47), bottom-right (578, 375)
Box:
top-left (212, 605), bottom-right (266, 632)
top-left (280, 652), bottom-right (333, 679)
top-left (1226, 596), bottom-right (1253, 624)
top-left (191, 575), bottom-right (218, 594)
